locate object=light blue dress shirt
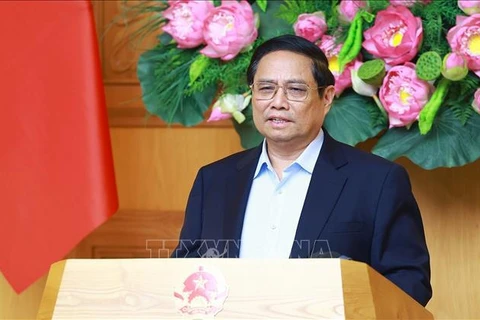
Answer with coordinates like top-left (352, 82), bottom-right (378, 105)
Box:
top-left (239, 129), bottom-right (325, 258)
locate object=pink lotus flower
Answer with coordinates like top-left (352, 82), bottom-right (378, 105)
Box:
top-left (458, 0), bottom-right (480, 15)
top-left (472, 89), bottom-right (480, 114)
top-left (379, 62), bottom-right (434, 128)
top-left (293, 12), bottom-right (327, 42)
top-left (162, 0), bottom-right (214, 49)
top-left (363, 5), bottom-right (423, 66)
top-left (318, 35), bottom-right (359, 97)
top-left (442, 52), bottom-right (468, 81)
top-left (338, 0), bottom-right (368, 23)
top-left (389, 0), bottom-right (431, 7)
top-left (447, 14), bottom-right (480, 77)
top-left (200, 1), bottom-right (258, 61)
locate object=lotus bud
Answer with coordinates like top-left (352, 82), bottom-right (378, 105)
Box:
top-left (207, 93), bottom-right (250, 123)
top-left (441, 52), bottom-right (468, 81)
top-left (351, 61), bottom-right (378, 97)
top-left (458, 0), bottom-right (480, 15)
top-left (472, 88), bottom-right (480, 114)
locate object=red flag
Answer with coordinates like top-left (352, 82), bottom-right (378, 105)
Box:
top-left (0, 1), bottom-right (118, 292)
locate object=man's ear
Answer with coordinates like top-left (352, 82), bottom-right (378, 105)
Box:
top-left (322, 85), bottom-right (336, 115)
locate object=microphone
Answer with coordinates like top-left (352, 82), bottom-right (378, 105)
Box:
top-left (310, 251), bottom-right (352, 260)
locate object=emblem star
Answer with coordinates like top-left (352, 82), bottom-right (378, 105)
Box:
top-left (194, 275), bottom-right (208, 290)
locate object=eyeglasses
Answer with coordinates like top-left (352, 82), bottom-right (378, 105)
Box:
top-left (250, 82), bottom-right (325, 102)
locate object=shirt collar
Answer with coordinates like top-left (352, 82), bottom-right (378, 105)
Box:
top-left (295, 128), bottom-right (324, 174)
top-left (253, 139), bottom-right (272, 178)
top-left (253, 128), bottom-right (325, 178)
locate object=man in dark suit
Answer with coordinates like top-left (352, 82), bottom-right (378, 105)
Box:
top-left (173, 35), bottom-right (432, 306)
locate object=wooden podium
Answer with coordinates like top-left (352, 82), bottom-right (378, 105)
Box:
top-left (37, 258), bottom-right (433, 319)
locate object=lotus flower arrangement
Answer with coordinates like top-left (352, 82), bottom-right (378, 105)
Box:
top-left (125, 0), bottom-right (480, 169)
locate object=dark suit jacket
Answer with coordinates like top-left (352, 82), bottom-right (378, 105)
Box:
top-left (173, 131), bottom-right (432, 306)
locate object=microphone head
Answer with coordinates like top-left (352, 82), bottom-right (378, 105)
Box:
top-left (310, 251), bottom-right (352, 259)
top-left (310, 251), bottom-right (342, 258)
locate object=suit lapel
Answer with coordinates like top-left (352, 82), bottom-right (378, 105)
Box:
top-left (290, 132), bottom-right (348, 258)
top-left (223, 146), bottom-right (261, 258)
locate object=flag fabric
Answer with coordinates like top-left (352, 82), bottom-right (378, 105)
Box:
top-left (0, 0), bottom-right (118, 293)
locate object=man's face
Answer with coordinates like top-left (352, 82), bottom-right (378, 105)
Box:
top-left (252, 50), bottom-right (334, 147)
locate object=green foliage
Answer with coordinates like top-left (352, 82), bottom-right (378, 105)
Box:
top-left (276, 0), bottom-right (339, 30)
top-left (366, 101), bottom-right (388, 128)
top-left (451, 103), bottom-right (475, 126)
top-left (324, 91), bottom-right (386, 146)
top-left (137, 45), bottom-right (216, 126)
top-left (313, 0), bottom-right (339, 31)
top-left (373, 108), bottom-right (480, 169)
top-left (367, 0), bottom-right (389, 13)
top-left (219, 50), bottom-right (256, 94)
top-left (312, 0), bottom-right (338, 14)
top-left (448, 73), bottom-right (480, 98)
top-left (323, 0), bottom-right (340, 32)
top-left (233, 105), bottom-right (264, 149)
top-left (254, 0), bottom-right (292, 39)
top-left (186, 41), bottom-right (262, 96)
top-left (158, 33), bottom-right (172, 46)
top-left (276, 0), bottom-right (317, 24)
top-left (411, 0), bottom-right (463, 56)
top-left (256, 0), bottom-right (268, 12)
top-left (189, 55), bottom-right (210, 85)
top-left (184, 59), bottom-right (222, 96)
top-left (444, 73), bottom-right (480, 125)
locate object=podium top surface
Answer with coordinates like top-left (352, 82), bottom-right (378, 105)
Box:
top-left (37, 258), bottom-right (433, 320)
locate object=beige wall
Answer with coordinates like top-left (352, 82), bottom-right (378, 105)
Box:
top-left (1, 1), bottom-right (479, 319)
top-left (399, 158), bottom-right (480, 318)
